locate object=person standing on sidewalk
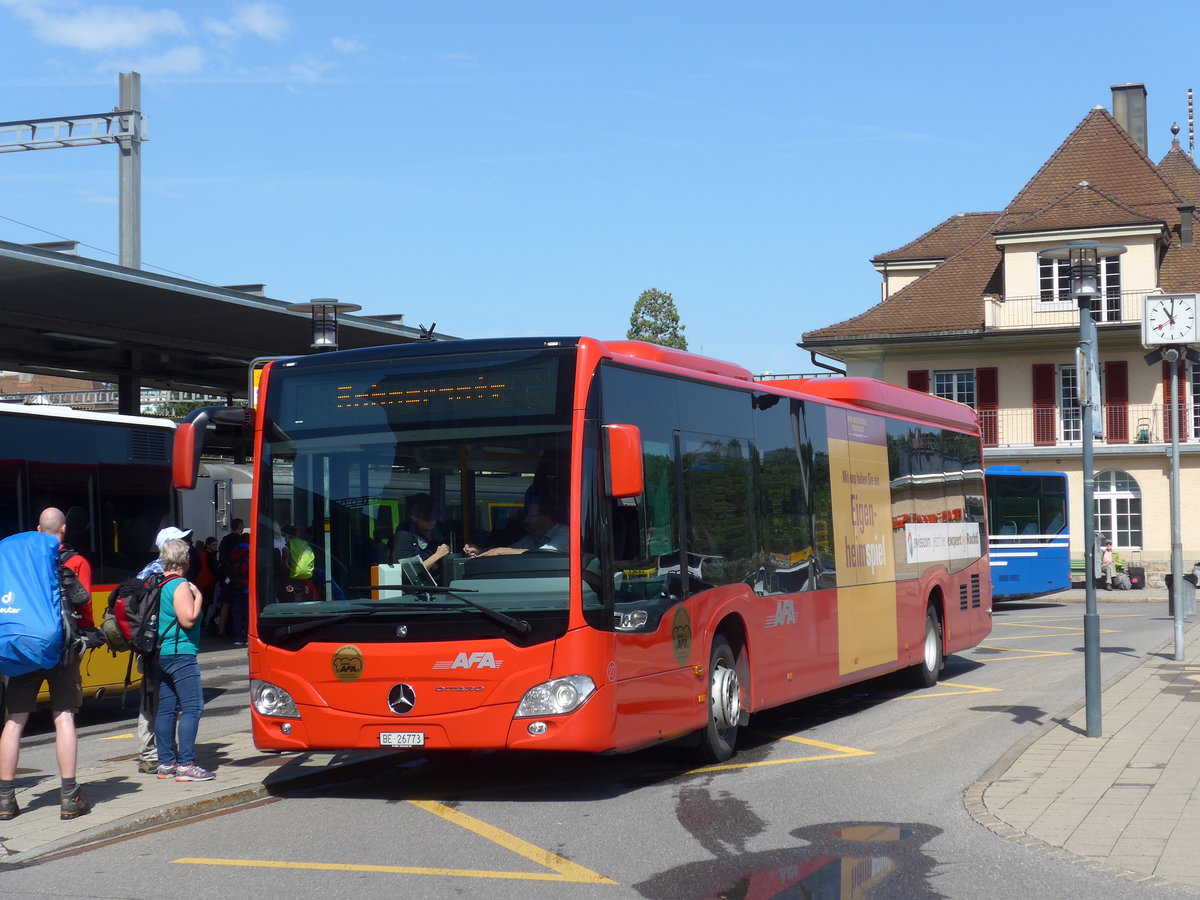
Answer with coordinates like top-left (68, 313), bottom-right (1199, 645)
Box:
top-left (215, 519), bottom-right (247, 642)
top-left (133, 525), bottom-right (192, 775)
top-left (153, 539), bottom-right (215, 782)
top-left (0, 508), bottom-right (93, 821)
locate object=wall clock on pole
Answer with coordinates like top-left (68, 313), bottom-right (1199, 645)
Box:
top-left (1143, 294), bottom-right (1199, 346)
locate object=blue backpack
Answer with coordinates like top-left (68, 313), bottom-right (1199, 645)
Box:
top-left (0, 531), bottom-right (66, 676)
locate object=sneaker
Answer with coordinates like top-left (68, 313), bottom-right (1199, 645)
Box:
top-left (137, 759), bottom-right (159, 775)
top-left (233, 639), bottom-right (247, 647)
top-left (60, 786), bottom-right (91, 820)
top-left (0, 791), bottom-right (17, 820)
top-left (174, 763), bottom-right (216, 782)
top-left (155, 764), bottom-right (177, 779)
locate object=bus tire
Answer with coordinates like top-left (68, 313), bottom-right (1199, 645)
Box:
top-left (694, 635), bottom-right (741, 764)
top-left (906, 605), bottom-right (943, 689)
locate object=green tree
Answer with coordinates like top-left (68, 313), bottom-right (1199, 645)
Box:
top-left (627, 287), bottom-right (687, 349)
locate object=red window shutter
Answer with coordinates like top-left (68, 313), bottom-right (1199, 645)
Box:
top-left (1032, 363), bottom-right (1057, 446)
top-left (1104, 360), bottom-right (1128, 444)
top-left (976, 367), bottom-right (998, 447)
top-left (1162, 361), bottom-right (1189, 442)
top-left (907, 370), bottom-right (929, 392)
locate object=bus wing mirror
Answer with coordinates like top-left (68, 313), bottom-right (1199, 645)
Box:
top-left (172, 406), bottom-right (253, 490)
top-left (604, 424), bottom-right (643, 498)
top-left (173, 412), bottom-right (209, 490)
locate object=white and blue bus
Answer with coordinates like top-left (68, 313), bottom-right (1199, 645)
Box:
top-left (986, 465), bottom-right (1070, 600)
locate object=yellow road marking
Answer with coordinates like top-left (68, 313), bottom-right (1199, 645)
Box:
top-left (973, 644), bottom-right (1073, 661)
top-left (96, 733), bottom-right (135, 741)
top-left (891, 682), bottom-right (1000, 699)
top-left (175, 800), bottom-right (616, 885)
top-left (993, 623), bottom-right (1118, 635)
top-left (690, 735), bottom-right (873, 773)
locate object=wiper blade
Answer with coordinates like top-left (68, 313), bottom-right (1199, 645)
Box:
top-left (441, 589), bottom-right (532, 636)
top-left (347, 584), bottom-right (531, 636)
top-left (273, 605), bottom-right (395, 640)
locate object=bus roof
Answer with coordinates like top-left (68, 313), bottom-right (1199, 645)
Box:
top-left (790, 377), bottom-right (979, 432)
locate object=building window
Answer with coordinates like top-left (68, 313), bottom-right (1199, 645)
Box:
top-left (1059, 364), bottom-right (1081, 441)
top-left (1038, 255), bottom-right (1122, 321)
top-left (933, 370), bottom-right (975, 407)
top-left (1191, 363), bottom-right (1200, 439)
top-left (1094, 470), bottom-right (1142, 550)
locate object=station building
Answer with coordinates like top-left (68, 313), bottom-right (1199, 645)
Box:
top-left (801, 84), bottom-right (1200, 583)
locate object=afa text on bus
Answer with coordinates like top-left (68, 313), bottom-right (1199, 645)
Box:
top-left (175, 338), bottom-right (993, 762)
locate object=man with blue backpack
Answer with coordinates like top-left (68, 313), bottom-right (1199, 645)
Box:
top-left (0, 508), bottom-right (93, 821)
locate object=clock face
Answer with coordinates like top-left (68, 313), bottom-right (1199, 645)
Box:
top-left (1144, 295), bottom-right (1198, 345)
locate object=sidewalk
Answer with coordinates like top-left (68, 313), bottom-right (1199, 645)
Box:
top-left (0, 654), bottom-right (398, 864)
top-left (969, 593), bottom-right (1200, 889)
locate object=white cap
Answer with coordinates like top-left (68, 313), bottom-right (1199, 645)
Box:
top-left (155, 526), bottom-right (193, 549)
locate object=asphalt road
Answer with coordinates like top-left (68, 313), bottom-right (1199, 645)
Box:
top-left (2, 602), bottom-right (1196, 899)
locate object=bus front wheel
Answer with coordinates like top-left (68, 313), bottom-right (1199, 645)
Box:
top-left (694, 636), bottom-right (741, 763)
top-left (906, 605), bottom-right (943, 688)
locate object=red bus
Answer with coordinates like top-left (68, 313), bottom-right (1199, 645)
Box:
top-left (176, 338), bottom-right (992, 761)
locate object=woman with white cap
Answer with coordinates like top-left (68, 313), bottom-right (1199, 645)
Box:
top-left (132, 525), bottom-right (193, 775)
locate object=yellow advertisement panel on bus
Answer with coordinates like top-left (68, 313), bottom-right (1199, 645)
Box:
top-left (828, 409), bottom-right (897, 676)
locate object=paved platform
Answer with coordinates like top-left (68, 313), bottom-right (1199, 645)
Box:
top-left (970, 594), bottom-right (1200, 889)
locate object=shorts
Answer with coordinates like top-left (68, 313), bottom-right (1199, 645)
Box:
top-left (3, 661), bottom-right (83, 714)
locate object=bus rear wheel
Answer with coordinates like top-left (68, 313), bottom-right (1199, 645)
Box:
top-left (905, 605), bottom-right (943, 688)
top-left (694, 636), bottom-right (741, 763)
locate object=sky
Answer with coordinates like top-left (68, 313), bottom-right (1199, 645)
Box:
top-left (0, 1), bottom-right (1197, 377)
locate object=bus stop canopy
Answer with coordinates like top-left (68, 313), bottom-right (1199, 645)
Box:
top-left (0, 238), bottom-right (445, 401)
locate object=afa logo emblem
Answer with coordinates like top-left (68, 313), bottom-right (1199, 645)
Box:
top-left (332, 645), bottom-right (364, 682)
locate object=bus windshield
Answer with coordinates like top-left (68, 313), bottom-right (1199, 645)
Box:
top-left (257, 346), bottom-right (578, 645)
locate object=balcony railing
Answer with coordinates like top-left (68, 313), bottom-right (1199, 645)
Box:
top-left (985, 289), bottom-right (1159, 331)
top-left (979, 403), bottom-right (1196, 448)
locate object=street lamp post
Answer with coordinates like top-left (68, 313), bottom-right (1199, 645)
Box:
top-left (286, 298), bottom-right (363, 352)
top-left (1038, 239), bottom-right (1126, 738)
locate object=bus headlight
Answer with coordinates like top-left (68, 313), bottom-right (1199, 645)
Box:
top-left (515, 675), bottom-right (596, 717)
top-left (251, 679), bottom-right (300, 719)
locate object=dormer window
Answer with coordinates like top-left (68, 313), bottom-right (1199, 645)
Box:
top-left (1039, 254), bottom-right (1123, 321)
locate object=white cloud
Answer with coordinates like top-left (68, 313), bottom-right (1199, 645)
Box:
top-left (286, 52), bottom-right (336, 83)
top-left (331, 36), bottom-right (363, 54)
top-left (98, 43), bottom-right (204, 76)
top-left (205, 2), bottom-right (290, 41)
top-left (0, 0), bottom-right (186, 52)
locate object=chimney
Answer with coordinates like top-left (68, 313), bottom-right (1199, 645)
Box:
top-left (1111, 83), bottom-right (1149, 155)
top-left (1181, 204), bottom-right (1195, 248)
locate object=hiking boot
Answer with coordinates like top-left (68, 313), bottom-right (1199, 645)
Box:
top-left (0, 791), bottom-right (17, 820)
top-left (174, 763), bottom-right (216, 782)
top-left (137, 759), bottom-right (159, 775)
top-left (60, 786), bottom-right (91, 820)
top-left (155, 764), bottom-right (177, 779)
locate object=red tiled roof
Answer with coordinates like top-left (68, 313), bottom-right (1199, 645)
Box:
top-left (872, 212), bottom-right (999, 263)
top-left (997, 181), bottom-right (1161, 234)
top-left (998, 108), bottom-right (1183, 228)
top-left (1158, 140), bottom-right (1200, 207)
top-left (805, 224), bottom-right (1002, 339)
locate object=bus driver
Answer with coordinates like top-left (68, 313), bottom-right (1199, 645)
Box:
top-left (464, 497), bottom-right (567, 558)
